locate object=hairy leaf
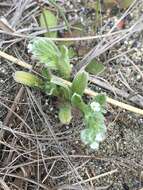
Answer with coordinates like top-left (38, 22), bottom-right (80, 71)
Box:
top-left (94, 94), bottom-right (106, 106)
top-left (85, 60), bottom-right (104, 75)
top-left (51, 75), bottom-right (71, 99)
top-left (28, 37), bottom-right (60, 69)
top-left (44, 81), bottom-right (58, 96)
top-left (71, 93), bottom-right (87, 112)
top-left (60, 86), bottom-right (71, 100)
top-left (57, 45), bottom-right (72, 79)
top-left (42, 68), bottom-right (52, 80)
top-left (13, 71), bottom-right (44, 88)
top-left (28, 38), bottom-right (72, 79)
top-left (59, 103), bottom-right (72, 124)
top-left (81, 108), bottom-right (107, 150)
top-left (71, 71), bottom-right (88, 96)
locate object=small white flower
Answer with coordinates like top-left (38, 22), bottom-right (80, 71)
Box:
top-left (90, 141), bottom-right (99, 150)
top-left (90, 102), bottom-right (101, 112)
top-left (95, 133), bottom-right (106, 142)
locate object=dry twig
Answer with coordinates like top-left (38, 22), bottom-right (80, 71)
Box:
top-left (73, 169), bottom-right (118, 185)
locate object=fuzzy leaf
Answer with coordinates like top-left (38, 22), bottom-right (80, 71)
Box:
top-left (58, 45), bottom-right (72, 79)
top-left (13, 71), bottom-right (43, 88)
top-left (59, 103), bottom-right (72, 124)
top-left (85, 60), bottom-right (104, 75)
top-left (71, 71), bottom-right (88, 96)
top-left (71, 93), bottom-right (87, 113)
top-left (28, 37), bottom-right (60, 69)
top-left (39, 9), bottom-right (57, 37)
top-left (42, 68), bottom-right (52, 80)
top-left (59, 86), bottom-right (71, 100)
top-left (68, 47), bottom-right (77, 58)
top-left (80, 126), bottom-right (106, 150)
top-left (81, 109), bottom-right (107, 150)
top-left (94, 94), bottom-right (106, 106)
top-left (44, 81), bottom-right (58, 96)
top-left (51, 75), bottom-right (71, 99)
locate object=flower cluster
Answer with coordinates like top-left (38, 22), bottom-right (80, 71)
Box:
top-left (80, 100), bottom-right (106, 150)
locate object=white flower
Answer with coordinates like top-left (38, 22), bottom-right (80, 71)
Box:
top-left (90, 141), bottom-right (99, 150)
top-left (95, 132), bottom-right (106, 142)
top-left (90, 102), bottom-right (101, 112)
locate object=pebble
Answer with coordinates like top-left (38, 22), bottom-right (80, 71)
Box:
top-left (0, 68), bottom-right (6, 73)
top-left (136, 74), bottom-right (141, 81)
top-left (50, 107), bottom-right (53, 111)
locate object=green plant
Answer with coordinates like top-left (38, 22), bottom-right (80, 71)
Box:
top-left (39, 9), bottom-right (58, 37)
top-left (14, 37), bottom-right (106, 150)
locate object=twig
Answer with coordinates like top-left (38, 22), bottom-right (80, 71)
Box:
top-left (73, 169), bottom-right (118, 185)
top-left (0, 178), bottom-right (10, 190)
top-left (0, 173), bottom-right (50, 190)
top-left (0, 28), bottom-right (128, 40)
top-left (0, 3), bottom-right (12, 7)
top-left (0, 50), bottom-right (32, 70)
top-left (0, 87), bottom-right (25, 140)
top-left (0, 50), bottom-right (143, 116)
top-left (0, 17), bottom-right (15, 33)
top-left (126, 56), bottom-right (143, 79)
top-left (29, 29), bottom-right (127, 41)
top-left (89, 76), bottom-right (143, 108)
top-left (3, 87), bottom-right (24, 126)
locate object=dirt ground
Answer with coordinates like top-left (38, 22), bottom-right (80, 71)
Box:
top-left (0, 0), bottom-right (143, 190)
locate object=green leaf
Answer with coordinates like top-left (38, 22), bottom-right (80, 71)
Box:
top-left (13, 71), bottom-right (44, 88)
top-left (57, 45), bottom-right (72, 79)
top-left (71, 93), bottom-right (87, 113)
top-left (39, 9), bottom-right (57, 37)
top-left (44, 81), bottom-right (58, 96)
top-left (59, 103), bottom-right (72, 124)
top-left (42, 68), bottom-right (52, 80)
top-left (94, 94), bottom-right (106, 106)
top-left (80, 126), bottom-right (106, 150)
top-left (28, 38), bottom-right (72, 79)
top-left (28, 37), bottom-right (60, 69)
top-left (51, 75), bottom-right (71, 99)
top-left (59, 86), bottom-right (71, 100)
top-left (68, 47), bottom-right (77, 58)
top-left (85, 60), bottom-right (104, 75)
top-left (71, 71), bottom-right (88, 96)
top-left (80, 107), bottom-right (107, 150)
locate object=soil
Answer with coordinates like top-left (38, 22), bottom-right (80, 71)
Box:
top-left (0, 0), bottom-right (143, 190)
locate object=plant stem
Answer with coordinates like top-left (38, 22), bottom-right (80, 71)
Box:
top-left (0, 50), bottom-right (143, 116)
